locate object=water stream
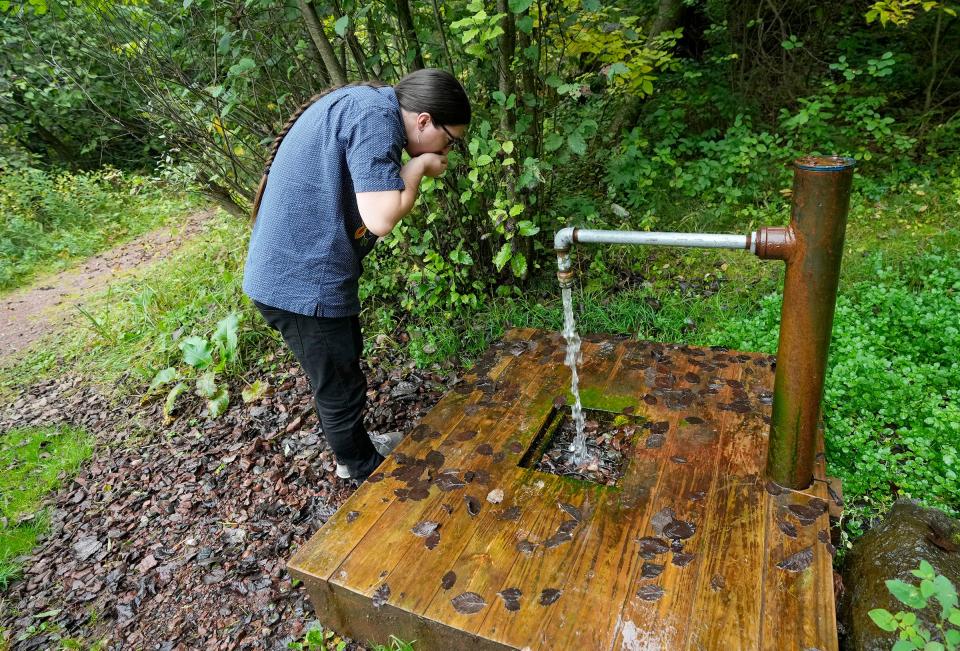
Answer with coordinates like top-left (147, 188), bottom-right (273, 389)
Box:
top-left (561, 286), bottom-right (590, 465)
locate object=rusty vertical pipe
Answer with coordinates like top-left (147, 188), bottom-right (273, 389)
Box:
top-left (764, 156), bottom-right (855, 489)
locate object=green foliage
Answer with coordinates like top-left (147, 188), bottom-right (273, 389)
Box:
top-left (0, 425), bottom-right (93, 588)
top-left (147, 310), bottom-right (241, 421)
top-left (0, 3), bottom-right (156, 167)
top-left (866, 0), bottom-right (958, 27)
top-left (286, 623), bottom-right (415, 651)
top-left (868, 560), bottom-right (960, 650)
top-left (0, 166), bottom-right (196, 292)
top-left (708, 248), bottom-right (960, 531)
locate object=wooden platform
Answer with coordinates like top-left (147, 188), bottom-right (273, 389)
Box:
top-left (288, 328), bottom-right (840, 650)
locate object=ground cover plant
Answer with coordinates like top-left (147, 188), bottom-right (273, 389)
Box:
top-left (0, 166), bottom-right (197, 292)
top-left (0, 424), bottom-right (93, 588)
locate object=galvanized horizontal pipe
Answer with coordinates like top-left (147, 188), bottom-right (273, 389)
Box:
top-left (554, 227), bottom-right (751, 252)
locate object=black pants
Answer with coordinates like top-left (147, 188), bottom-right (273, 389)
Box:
top-left (254, 301), bottom-right (383, 479)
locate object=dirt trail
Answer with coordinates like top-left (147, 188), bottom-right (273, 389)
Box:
top-left (0, 208), bottom-right (216, 364)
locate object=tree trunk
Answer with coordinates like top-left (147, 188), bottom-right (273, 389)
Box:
top-left (332, 0), bottom-right (370, 79)
top-left (496, 0), bottom-right (517, 133)
top-left (298, 0), bottom-right (347, 85)
top-left (431, 0), bottom-right (455, 73)
top-left (32, 122), bottom-right (77, 165)
top-left (198, 172), bottom-right (247, 220)
top-left (302, 26), bottom-right (332, 88)
top-left (611, 0), bottom-right (683, 134)
top-left (646, 0), bottom-right (683, 46)
top-left (395, 0), bottom-right (425, 70)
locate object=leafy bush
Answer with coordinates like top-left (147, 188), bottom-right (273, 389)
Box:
top-left (146, 312), bottom-right (267, 420)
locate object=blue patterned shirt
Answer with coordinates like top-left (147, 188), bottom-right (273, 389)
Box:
top-left (243, 85), bottom-right (406, 317)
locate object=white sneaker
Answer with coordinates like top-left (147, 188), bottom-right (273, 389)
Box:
top-left (335, 463), bottom-right (352, 479)
top-left (370, 431), bottom-right (404, 458)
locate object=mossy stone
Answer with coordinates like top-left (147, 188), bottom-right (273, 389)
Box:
top-left (839, 500), bottom-right (960, 650)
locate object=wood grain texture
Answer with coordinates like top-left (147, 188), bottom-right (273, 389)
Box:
top-left (288, 330), bottom-right (838, 651)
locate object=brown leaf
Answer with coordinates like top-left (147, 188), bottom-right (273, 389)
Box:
top-left (464, 495), bottom-right (481, 517)
top-left (455, 429), bottom-right (478, 441)
top-left (776, 547), bottom-right (814, 573)
top-left (516, 540), bottom-right (537, 555)
top-left (538, 588), bottom-right (562, 606)
top-left (372, 583), bottom-right (391, 608)
top-left (638, 537), bottom-right (670, 558)
top-left (672, 552), bottom-right (695, 567)
top-left (499, 506), bottom-right (521, 521)
top-left (543, 531), bottom-right (573, 548)
top-left (441, 571), bottom-right (456, 590)
top-left (425, 531), bottom-right (441, 550)
top-left (451, 592), bottom-right (486, 614)
top-left (662, 519), bottom-right (696, 541)
top-left (641, 562), bottom-right (664, 579)
top-left (636, 584), bottom-right (665, 601)
top-left (411, 521), bottom-right (440, 538)
top-left (498, 588), bottom-right (522, 612)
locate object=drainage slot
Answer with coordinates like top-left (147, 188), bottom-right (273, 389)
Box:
top-left (520, 407), bottom-right (646, 486)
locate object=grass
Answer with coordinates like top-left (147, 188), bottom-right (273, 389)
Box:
top-left (0, 166), bottom-right (199, 294)
top-left (0, 425), bottom-right (94, 589)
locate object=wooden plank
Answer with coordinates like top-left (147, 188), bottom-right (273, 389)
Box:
top-left (326, 346), bottom-right (550, 597)
top-left (422, 337), bottom-right (632, 648)
top-left (614, 347), bottom-right (769, 650)
top-left (413, 336), bottom-right (621, 643)
top-left (365, 346), bottom-right (571, 625)
top-left (760, 481), bottom-right (837, 651)
top-left (684, 350), bottom-right (774, 651)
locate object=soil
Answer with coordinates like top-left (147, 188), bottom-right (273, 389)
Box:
top-left (0, 208), bottom-right (215, 365)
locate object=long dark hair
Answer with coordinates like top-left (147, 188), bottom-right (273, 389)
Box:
top-left (250, 69), bottom-right (471, 222)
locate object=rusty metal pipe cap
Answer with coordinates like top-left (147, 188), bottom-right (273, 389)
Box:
top-left (794, 156), bottom-right (856, 172)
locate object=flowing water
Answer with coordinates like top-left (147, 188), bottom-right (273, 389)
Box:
top-left (561, 286), bottom-right (590, 465)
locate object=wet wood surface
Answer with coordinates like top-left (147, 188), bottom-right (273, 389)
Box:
top-left (288, 328), bottom-right (840, 651)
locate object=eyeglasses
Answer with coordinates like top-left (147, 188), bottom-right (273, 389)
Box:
top-left (436, 122), bottom-right (465, 151)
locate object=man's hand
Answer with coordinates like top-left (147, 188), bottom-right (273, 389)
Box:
top-left (416, 152), bottom-right (448, 178)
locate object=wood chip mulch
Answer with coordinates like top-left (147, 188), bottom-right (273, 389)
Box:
top-left (0, 347), bottom-right (447, 650)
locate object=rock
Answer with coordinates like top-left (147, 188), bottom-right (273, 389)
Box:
top-left (839, 500), bottom-right (960, 651)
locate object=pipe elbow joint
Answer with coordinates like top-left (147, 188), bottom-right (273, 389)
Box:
top-left (554, 227), bottom-right (576, 252)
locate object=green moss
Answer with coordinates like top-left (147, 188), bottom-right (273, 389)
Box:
top-left (575, 385), bottom-right (642, 416)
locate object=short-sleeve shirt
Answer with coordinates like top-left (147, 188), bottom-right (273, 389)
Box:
top-left (242, 85), bottom-right (406, 317)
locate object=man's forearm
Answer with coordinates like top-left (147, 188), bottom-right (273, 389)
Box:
top-left (396, 158), bottom-right (426, 221)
